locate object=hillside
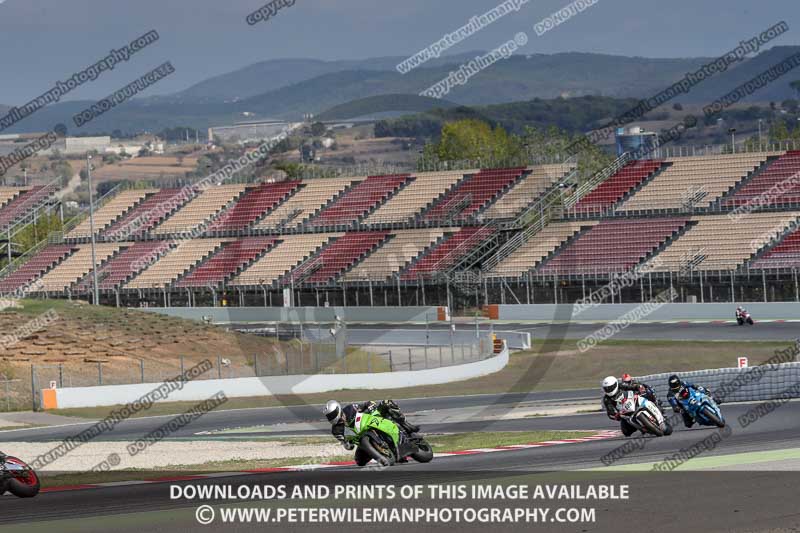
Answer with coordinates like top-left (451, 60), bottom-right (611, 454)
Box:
top-left (3, 48), bottom-right (798, 135)
top-left (165, 53), bottom-right (485, 104)
top-left (315, 94), bottom-right (459, 121)
top-left (374, 95), bottom-right (643, 138)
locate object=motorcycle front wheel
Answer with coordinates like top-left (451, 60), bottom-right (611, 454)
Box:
top-left (4, 457), bottom-right (40, 498)
top-left (636, 413), bottom-right (664, 437)
top-left (359, 435), bottom-right (395, 467)
top-left (702, 406), bottom-right (725, 428)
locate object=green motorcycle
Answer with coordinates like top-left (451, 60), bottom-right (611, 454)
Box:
top-left (346, 411), bottom-right (434, 467)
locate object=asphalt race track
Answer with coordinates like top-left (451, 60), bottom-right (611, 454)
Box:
top-left (1, 320), bottom-right (799, 532)
top-left (351, 320), bottom-right (800, 342)
top-left (2, 397), bottom-right (800, 532)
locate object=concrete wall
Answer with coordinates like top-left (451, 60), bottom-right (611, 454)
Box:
top-left (47, 345), bottom-right (509, 409)
top-left (303, 328), bottom-right (531, 350)
top-left (495, 303), bottom-right (800, 322)
top-left (138, 306), bottom-right (444, 324)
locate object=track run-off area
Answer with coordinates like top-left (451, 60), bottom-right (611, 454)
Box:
top-left (1, 320), bottom-right (799, 531)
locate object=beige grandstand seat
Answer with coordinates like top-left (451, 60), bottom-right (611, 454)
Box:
top-left (645, 211), bottom-right (800, 272)
top-left (126, 239), bottom-right (226, 289)
top-left (36, 243), bottom-right (123, 292)
top-left (482, 163), bottom-right (575, 220)
top-left (620, 153), bottom-right (782, 212)
top-left (0, 187), bottom-right (24, 209)
top-left (67, 189), bottom-right (155, 239)
top-left (342, 229), bottom-right (445, 281)
top-left (487, 220), bottom-right (598, 277)
top-left (364, 171), bottom-right (470, 224)
top-left (255, 178), bottom-right (355, 230)
top-left (153, 184), bottom-right (247, 236)
top-left (230, 233), bottom-right (341, 286)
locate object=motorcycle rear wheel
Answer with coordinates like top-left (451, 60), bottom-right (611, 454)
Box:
top-left (410, 439), bottom-right (434, 463)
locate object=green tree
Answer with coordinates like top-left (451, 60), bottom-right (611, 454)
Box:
top-left (272, 160), bottom-right (303, 178)
top-left (790, 80), bottom-right (800, 99)
top-left (433, 119), bottom-right (521, 164)
top-left (518, 125), bottom-right (612, 183)
top-left (310, 122), bottom-right (327, 137)
top-left (770, 120), bottom-right (791, 142)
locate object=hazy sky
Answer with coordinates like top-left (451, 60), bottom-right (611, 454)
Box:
top-left (0, 0), bottom-right (797, 103)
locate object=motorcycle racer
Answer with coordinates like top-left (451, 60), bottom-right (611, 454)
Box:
top-left (324, 399), bottom-right (419, 449)
top-left (620, 373), bottom-right (663, 411)
top-left (667, 374), bottom-right (717, 428)
top-left (602, 376), bottom-right (642, 436)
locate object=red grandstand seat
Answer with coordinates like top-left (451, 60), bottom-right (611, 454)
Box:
top-left (401, 226), bottom-right (496, 280)
top-left (423, 168), bottom-right (525, 223)
top-left (308, 175), bottom-right (411, 228)
top-left (537, 217), bottom-right (689, 275)
top-left (175, 237), bottom-right (278, 288)
top-left (206, 181), bottom-right (300, 232)
top-left (282, 231), bottom-right (390, 284)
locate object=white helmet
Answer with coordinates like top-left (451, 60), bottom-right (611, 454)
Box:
top-left (602, 376), bottom-right (619, 397)
top-left (323, 400), bottom-right (342, 424)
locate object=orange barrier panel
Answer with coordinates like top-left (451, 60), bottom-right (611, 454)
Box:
top-left (41, 389), bottom-right (58, 410)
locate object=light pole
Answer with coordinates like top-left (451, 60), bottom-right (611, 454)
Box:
top-left (758, 119), bottom-right (763, 148)
top-left (87, 154), bottom-right (99, 306)
top-left (728, 128), bottom-right (737, 154)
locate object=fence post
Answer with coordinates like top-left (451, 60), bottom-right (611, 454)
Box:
top-left (4, 379), bottom-right (8, 412)
top-left (285, 352), bottom-right (290, 375)
top-left (254, 353), bottom-right (259, 377)
top-left (439, 346), bottom-right (443, 367)
top-left (388, 350), bottom-right (393, 371)
top-left (30, 365), bottom-right (36, 412)
top-left (180, 355), bottom-right (185, 376)
top-left (460, 344), bottom-right (465, 361)
top-left (217, 354), bottom-right (222, 379)
top-left (408, 348), bottom-right (413, 371)
top-left (58, 364), bottom-right (63, 388)
top-left (140, 359), bottom-right (145, 383)
top-left (424, 346), bottom-right (428, 369)
top-left (98, 362), bottom-right (103, 385)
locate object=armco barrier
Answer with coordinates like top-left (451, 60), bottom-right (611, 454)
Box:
top-left (139, 306), bottom-right (447, 324)
top-left (494, 303), bottom-right (800, 321)
top-left (637, 362), bottom-right (800, 403)
top-left (43, 343), bottom-right (509, 409)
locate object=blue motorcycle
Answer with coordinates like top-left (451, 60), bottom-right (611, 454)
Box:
top-left (674, 387), bottom-right (725, 428)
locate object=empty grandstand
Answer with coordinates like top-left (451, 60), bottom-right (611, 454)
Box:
top-left (3, 149), bottom-right (800, 307)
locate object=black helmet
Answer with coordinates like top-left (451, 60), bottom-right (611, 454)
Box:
top-left (668, 375), bottom-right (682, 392)
top-left (323, 400), bottom-right (342, 424)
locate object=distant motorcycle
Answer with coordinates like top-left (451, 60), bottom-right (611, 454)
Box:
top-left (673, 387), bottom-right (726, 428)
top-left (616, 390), bottom-right (672, 437)
top-left (0, 453), bottom-right (40, 498)
top-left (736, 310), bottom-right (754, 326)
